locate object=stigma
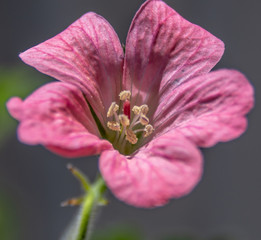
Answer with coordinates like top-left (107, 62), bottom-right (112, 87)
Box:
top-left (106, 90), bottom-right (154, 146)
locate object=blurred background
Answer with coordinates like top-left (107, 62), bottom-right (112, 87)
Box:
top-left (0, 0), bottom-right (260, 239)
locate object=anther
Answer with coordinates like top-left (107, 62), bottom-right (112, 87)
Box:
top-left (125, 129), bottom-right (138, 144)
top-left (144, 124), bottom-right (154, 137)
top-left (107, 121), bottom-right (121, 131)
top-left (132, 106), bottom-right (141, 115)
top-left (119, 114), bottom-right (130, 127)
top-left (140, 114), bottom-right (149, 125)
top-left (140, 105), bottom-right (149, 115)
top-left (107, 102), bottom-right (119, 117)
top-left (119, 90), bottom-right (131, 101)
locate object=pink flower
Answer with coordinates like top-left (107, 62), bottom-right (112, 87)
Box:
top-left (7, 0), bottom-right (253, 207)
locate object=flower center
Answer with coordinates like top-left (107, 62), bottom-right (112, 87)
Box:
top-left (106, 90), bottom-right (154, 154)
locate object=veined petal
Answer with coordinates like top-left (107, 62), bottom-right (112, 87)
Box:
top-left (123, 0), bottom-right (224, 114)
top-left (6, 82), bottom-right (112, 157)
top-left (100, 132), bottom-right (202, 207)
top-left (154, 69), bottom-right (254, 147)
top-left (19, 12), bottom-right (124, 126)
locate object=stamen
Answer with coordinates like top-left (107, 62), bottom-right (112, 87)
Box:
top-left (113, 112), bottom-right (120, 123)
top-left (129, 114), bottom-right (140, 128)
top-left (119, 90), bottom-right (131, 101)
top-left (107, 121), bottom-right (121, 131)
top-left (144, 124), bottom-right (154, 137)
top-left (125, 129), bottom-right (138, 144)
top-left (106, 91), bottom-right (154, 151)
top-left (140, 114), bottom-right (149, 125)
top-left (133, 129), bottom-right (145, 134)
top-left (118, 126), bottom-right (126, 145)
top-left (140, 105), bottom-right (149, 115)
top-left (107, 102), bottom-right (119, 117)
top-left (132, 106), bottom-right (141, 115)
top-left (119, 114), bottom-right (130, 127)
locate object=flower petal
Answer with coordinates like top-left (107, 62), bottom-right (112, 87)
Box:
top-left (154, 69), bottom-right (254, 147)
top-left (100, 132), bottom-right (202, 207)
top-left (7, 82), bottom-right (112, 157)
top-left (123, 0), bottom-right (224, 113)
top-left (19, 12), bottom-right (124, 126)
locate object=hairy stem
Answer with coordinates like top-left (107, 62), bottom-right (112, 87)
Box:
top-left (75, 176), bottom-right (106, 240)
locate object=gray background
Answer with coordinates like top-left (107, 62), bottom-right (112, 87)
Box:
top-left (0, 0), bottom-right (260, 239)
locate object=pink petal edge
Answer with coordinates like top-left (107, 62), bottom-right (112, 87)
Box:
top-left (19, 12), bottom-right (124, 127)
top-left (100, 131), bottom-right (203, 207)
top-left (153, 69), bottom-right (254, 147)
top-left (7, 82), bottom-right (112, 158)
top-left (123, 0), bottom-right (224, 114)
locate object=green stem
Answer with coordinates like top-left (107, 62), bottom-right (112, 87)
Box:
top-left (75, 176), bottom-right (107, 240)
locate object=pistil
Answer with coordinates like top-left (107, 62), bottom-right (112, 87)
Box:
top-left (123, 100), bottom-right (131, 119)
